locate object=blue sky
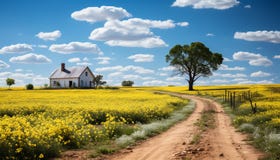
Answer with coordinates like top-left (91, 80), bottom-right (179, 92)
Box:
top-left (0, 0), bottom-right (279, 87)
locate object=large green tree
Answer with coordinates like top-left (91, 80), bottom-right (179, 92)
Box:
top-left (166, 42), bottom-right (223, 91)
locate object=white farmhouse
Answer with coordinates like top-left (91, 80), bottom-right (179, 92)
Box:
top-left (49, 63), bottom-right (94, 88)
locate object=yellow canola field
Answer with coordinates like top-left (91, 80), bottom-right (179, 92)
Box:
top-left (0, 88), bottom-right (187, 159)
top-left (150, 84), bottom-right (280, 158)
top-left (151, 84), bottom-right (280, 129)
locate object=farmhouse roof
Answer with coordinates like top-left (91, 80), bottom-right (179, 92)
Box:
top-left (49, 64), bottom-right (93, 79)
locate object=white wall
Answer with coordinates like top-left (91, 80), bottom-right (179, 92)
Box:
top-left (79, 68), bottom-right (94, 87)
top-left (50, 78), bottom-right (79, 88)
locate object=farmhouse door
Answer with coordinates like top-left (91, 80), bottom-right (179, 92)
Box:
top-left (69, 81), bottom-right (73, 88)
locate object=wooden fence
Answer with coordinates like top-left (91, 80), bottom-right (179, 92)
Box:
top-left (223, 90), bottom-right (257, 113)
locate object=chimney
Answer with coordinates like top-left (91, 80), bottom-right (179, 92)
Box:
top-left (61, 63), bottom-right (65, 71)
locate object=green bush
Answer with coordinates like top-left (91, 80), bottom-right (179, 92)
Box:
top-left (26, 84), bottom-right (34, 90)
top-left (122, 80), bottom-right (134, 87)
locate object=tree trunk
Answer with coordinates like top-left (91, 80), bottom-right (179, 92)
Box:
top-left (188, 79), bottom-right (194, 91)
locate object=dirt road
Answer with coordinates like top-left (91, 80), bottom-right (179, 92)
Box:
top-left (108, 93), bottom-right (264, 160)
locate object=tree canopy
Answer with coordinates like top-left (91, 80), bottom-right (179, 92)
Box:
top-left (122, 80), bottom-right (134, 87)
top-left (6, 78), bottom-right (15, 88)
top-left (166, 42), bottom-right (223, 90)
top-left (92, 75), bottom-right (107, 88)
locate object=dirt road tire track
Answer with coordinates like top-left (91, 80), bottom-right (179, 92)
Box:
top-left (107, 93), bottom-right (264, 160)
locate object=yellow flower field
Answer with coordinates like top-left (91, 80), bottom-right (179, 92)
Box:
top-left (0, 88), bottom-right (187, 159)
top-left (152, 84), bottom-right (280, 157)
top-left (1, 84), bottom-right (279, 159)
top-left (153, 84), bottom-right (280, 129)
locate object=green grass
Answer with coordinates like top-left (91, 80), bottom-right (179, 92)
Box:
top-left (190, 109), bottom-right (216, 144)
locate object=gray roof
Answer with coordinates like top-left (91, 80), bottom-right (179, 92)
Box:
top-left (50, 66), bottom-right (88, 79)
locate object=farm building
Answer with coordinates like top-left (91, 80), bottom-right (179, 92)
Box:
top-left (49, 63), bottom-right (94, 88)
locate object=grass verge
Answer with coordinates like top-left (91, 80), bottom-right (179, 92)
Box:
top-left (190, 109), bottom-right (215, 144)
top-left (217, 99), bottom-right (280, 160)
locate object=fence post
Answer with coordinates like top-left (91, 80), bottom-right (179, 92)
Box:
top-left (228, 91), bottom-right (230, 103)
top-left (233, 92), bottom-right (236, 109)
top-left (224, 90), bottom-right (227, 102)
top-left (230, 92), bottom-right (233, 108)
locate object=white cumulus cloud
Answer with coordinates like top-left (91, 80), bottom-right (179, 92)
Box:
top-left (9, 53), bottom-right (51, 64)
top-left (49, 42), bottom-right (102, 54)
top-left (122, 74), bottom-right (141, 80)
top-left (0, 43), bottom-right (33, 54)
top-left (36, 30), bottom-right (61, 41)
top-left (223, 57), bottom-right (233, 62)
top-left (0, 60), bottom-right (10, 69)
top-left (68, 57), bottom-right (92, 66)
top-left (83, 57), bottom-right (89, 61)
top-left (172, 0), bottom-right (240, 10)
top-left (95, 65), bottom-right (123, 72)
top-left (214, 73), bottom-right (247, 78)
top-left (234, 30), bottom-right (280, 43)
top-left (244, 5), bottom-right (251, 8)
top-left (77, 62), bottom-right (92, 66)
top-left (206, 33), bottom-right (215, 37)
top-left (250, 71), bottom-right (271, 77)
top-left (89, 18), bottom-right (178, 48)
top-left (274, 55), bottom-right (280, 59)
top-left (233, 51), bottom-right (273, 66)
top-left (128, 54), bottom-right (154, 62)
top-left (95, 65), bottom-right (154, 74)
top-left (68, 57), bottom-right (81, 63)
top-left (71, 6), bottom-right (131, 23)
top-left (121, 65), bottom-right (154, 74)
top-left (166, 76), bottom-right (184, 81)
top-left (37, 45), bottom-right (48, 48)
top-left (219, 64), bottom-right (245, 71)
top-left (108, 72), bottom-right (123, 78)
top-left (96, 57), bottom-right (111, 64)
top-left (0, 71), bottom-right (49, 86)
top-left (105, 37), bottom-right (167, 48)
top-left (159, 66), bottom-right (176, 71)
top-left (176, 22), bottom-right (189, 27)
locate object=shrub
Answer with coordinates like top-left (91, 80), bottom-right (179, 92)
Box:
top-left (26, 84), bottom-right (34, 90)
top-left (122, 80), bottom-right (134, 87)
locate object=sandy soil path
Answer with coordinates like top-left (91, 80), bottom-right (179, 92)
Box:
top-left (107, 93), bottom-right (264, 160)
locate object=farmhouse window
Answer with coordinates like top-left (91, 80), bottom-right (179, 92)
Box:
top-left (85, 72), bottom-right (88, 76)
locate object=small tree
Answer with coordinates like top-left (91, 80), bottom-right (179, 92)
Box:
top-left (26, 84), bottom-right (34, 90)
top-left (122, 80), bottom-right (134, 87)
top-left (166, 42), bottom-right (223, 91)
top-left (6, 78), bottom-right (15, 88)
top-left (92, 75), bottom-right (107, 88)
